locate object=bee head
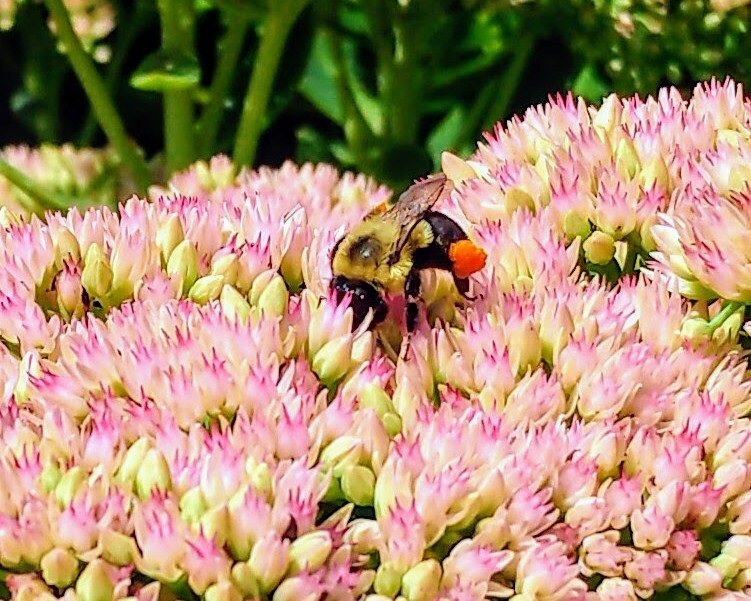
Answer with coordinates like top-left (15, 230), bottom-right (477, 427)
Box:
top-left (348, 236), bottom-right (382, 267)
top-left (330, 275), bottom-right (388, 331)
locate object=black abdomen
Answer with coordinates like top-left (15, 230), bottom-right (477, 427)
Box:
top-left (412, 211), bottom-right (468, 271)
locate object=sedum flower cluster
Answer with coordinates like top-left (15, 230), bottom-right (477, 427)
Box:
top-left (473, 0), bottom-right (751, 96)
top-left (0, 144), bottom-right (124, 215)
top-left (3, 80), bottom-right (751, 600)
top-left (0, 0), bottom-right (115, 59)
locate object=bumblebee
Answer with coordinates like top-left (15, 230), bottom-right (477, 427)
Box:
top-left (330, 172), bottom-right (487, 332)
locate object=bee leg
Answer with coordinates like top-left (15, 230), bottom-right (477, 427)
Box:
top-left (378, 331), bottom-right (400, 364)
top-left (405, 269), bottom-right (421, 333)
top-left (453, 275), bottom-right (474, 300)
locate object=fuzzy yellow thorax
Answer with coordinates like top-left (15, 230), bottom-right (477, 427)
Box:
top-left (332, 219), bottom-right (434, 293)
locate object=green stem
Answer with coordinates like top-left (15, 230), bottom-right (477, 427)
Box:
top-left (233, 0), bottom-right (310, 167)
top-left (157, 0), bottom-right (196, 173)
top-left (706, 301), bottom-right (744, 335)
top-left (386, 9), bottom-right (421, 144)
top-left (43, 0), bottom-right (151, 193)
top-left (197, 16), bottom-right (249, 157)
top-left (361, 0), bottom-right (391, 97)
top-left (481, 34), bottom-right (536, 132)
top-left (78, 2), bottom-right (150, 146)
top-left (323, 22), bottom-right (373, 169)
top-left (0, 157), bottom-right (68, 212)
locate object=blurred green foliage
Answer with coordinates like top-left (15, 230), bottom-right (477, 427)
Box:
top-left (0, 0), bottom-right (750, 209)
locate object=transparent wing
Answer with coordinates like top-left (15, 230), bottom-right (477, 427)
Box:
top-left (383, 173), bottom-right (452, 258)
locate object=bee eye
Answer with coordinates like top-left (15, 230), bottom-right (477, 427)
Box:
top-left (349, 237), bottom-right (381, 264)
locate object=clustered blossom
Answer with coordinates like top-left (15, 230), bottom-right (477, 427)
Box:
top-left (3, 82), bottom-right (751, 599)
top-left (0, 144), bottom-right (123, 216)
top-left (1, 0), bottom-right (115, 59)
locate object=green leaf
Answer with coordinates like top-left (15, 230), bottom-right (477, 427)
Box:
top-left (299, 33), bottom-right (345, 125)
top-left (652, 587), bottom-right (699, 601)
top-left (426, 105), bottom-right (466, 168)
top-left (130, 50), bottom-right (201, 92)
top-left (374, 142), bottom-right (433, 190)
top-left (571, 63), bottom-right (609, 102)
top-left (337, 37), bottom-right (382, 135)
top-left (295, 125), bottom-right (338, 165)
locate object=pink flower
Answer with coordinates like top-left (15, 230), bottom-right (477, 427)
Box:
top-left (133, 492), bottom-right (186, 583)
top-left (630, 505), bottom-right (675, 550)
top-left (665, 529), bottom-right (701, 571)
top-left (623, 550), bottom-right (668, 597)
top-left (580, 531), bottom-right (633, 578)
top-left (515, 540), bottom-right (588, 601)
top-left (179, 530), bottom-right (232, 594)
top-left (440, 541), bottom-right (513, 592)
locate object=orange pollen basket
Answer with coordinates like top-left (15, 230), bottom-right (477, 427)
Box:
top-left (448, 240), bottom-right (487, 279)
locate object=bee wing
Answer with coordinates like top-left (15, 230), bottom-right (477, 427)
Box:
top-left (384, 173), bottom-right (453, 257)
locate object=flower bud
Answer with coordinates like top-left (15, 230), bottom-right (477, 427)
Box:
top-left (639, 215), bottom-right (658, 253)
top-left (614, 137), bottom-right (640, 179)
top-left (200, 506), bottom-right (229, 548)
top-left (220, 284), bottom-right (251, 322)
top-left (441, 151), bottom-right (477, 184)
top-left (713, 306), bottom-right (743, 343)
top-left (683, 561), bottom-right (722, 595)
top-left (563, 211), bottom-right (591, 240)
top-left (638, 156), bottom-right (670, 191)
top-left (204, 580), bottom-right (244, 601)
top-left (401, 559), bottom-right (441, 601)
top-left (211, 253), bottom-right (239, 286)
top-left (54, 466), bottom-right (86, 507)
top-left (189, 275), bottom-right (224, 304)
top-left (505, 188), bottom-right (536, 212)
top-left (583, 231), bottom-right (616, 265)
top-left (231, 562), bottom-right (261, 597)
top-left (248, 533), bottom-right (289, 593)
top-left (246, 459), bottom-right (272, 497)
top-left (596, 577), bottom-right (637, 601)
top-left (288, 531), bottom-right (332, 574)
top-left (53, 227), bottom-right (81, 264)
top-left (709, 553), bottom-right (740, 581)
top-left (116, 438), bottom-right (151, 485)
top-left (100, 530), bottom-right (138, 566)
top-left (344, 519), bottom-right (381, 555)
top-left (156, 215), bottom-right (185, 265)
top-left (374, 562), bottom-right (403, 597)
top-left (359, 383), bottom-right (394, 419)
top-left (57, 261), bottom-right (85, 318)
top-left (319, 436), bottom-right (362, 477)
top-left (341, 465), bottom-right (376, 506)
top-left (41, 463), bottom-right (62, 493)
top-left (382, 412), bottom-right (402, 437)
top-left (681, 316), bottom-right (711, 340)
top-left (717, 128), bottom-right (744, 147)
top-left (75, 559), bottom-right (115, 601)
top-left (0, 206), bottom-right (20, 228)
top-left (81, 243), bottom-right (112, 299)
top-left (8, 575), bottom-right (54, 601)
top-left (167, 239), bottom-right (199, 294)
top-left (180, 486), bottom-right (208, 525)
top-left (312, 335), bottom-right (353, 387)
top-left (272, 576), bottom-right (321, 601)
top-left (41, 548), bottom-right (79, 588)
top-left (593, 95), bottom-right (622, 135)
top-left (250, 271), bottom-right (289, 317)
top-left (506, 315), bottom-right (542, 375)
top-left (135, 448), bottom-right (172, 499)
